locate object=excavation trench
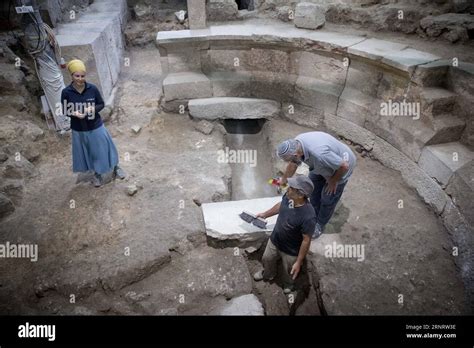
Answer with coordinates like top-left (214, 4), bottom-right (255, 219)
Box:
top-left (216, 118), bottom-right (325, 315)
top-left (223, 119), bottom-right (275, 201)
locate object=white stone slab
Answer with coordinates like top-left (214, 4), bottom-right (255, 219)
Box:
top-left (214, 294), bottom-right (264, 315)
top-left (202, 196), bottom-right (281, 242)
top-left (348, 38), bottom-right (408, 61)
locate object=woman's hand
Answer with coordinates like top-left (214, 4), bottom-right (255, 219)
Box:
top-left (72, 111), bottom-right (86, 119)
top-left (256, 213), bottom-right (267, 219)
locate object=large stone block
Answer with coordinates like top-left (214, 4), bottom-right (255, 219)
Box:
top-left (188, 97), bottom-right (281, 120)
top-left (187, 0), bottom-right (207, 29)
top-left (163, 72), bottom-right (212, 101)
top-left (58, 16), bottom-right (123, 86)
top-left (282, 102), bottom-right (324, 130)
top-left (418, 142), bottom-right (474, 187)
top-left (294, 2), bottom-right (326, 30)
top-left (58, 32), bottom-right (113, 100)
top-left (249, 71), bottom-right (296, 102)
top-left (207, 0), bottom-right (239, 21)
top-left (209, 71), bottom-right (254, 97)
top-left (294, 76), bottom-right (343, 115)
top-left (345, 59), bottom-right (382, 97)
top-left (293, 51), bottom-right (346, 84)
top-left (86, 0), bottom-right (129, 30)
top-left (337, 88), bottom-right (375, 127)
top-left (446, 160), bottom-right (474, 227)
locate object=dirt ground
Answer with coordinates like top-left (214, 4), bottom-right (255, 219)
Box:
top-left (0, 46), bottom-right (469, 315)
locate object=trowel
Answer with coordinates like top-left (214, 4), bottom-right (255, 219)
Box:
top-left (239, 211), bottom-right (267, 229)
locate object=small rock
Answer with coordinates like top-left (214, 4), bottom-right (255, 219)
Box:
top-left (134, 3), bottom-right (151, 20)
top-left (23, 147), bottom-right (41, 162)
top-left (131, 125), bottom-right (141, 134)
top-left (294, 2), bottom-right (326, 30)
top-left (277, 6), bottom-right (292, 22)
top-left (355, 145), bottom-right (363, 153)
top-left (127, 184), bottom-right (138, 196)
top-left (125, 291), bottom-right (151, 303)
top-left (244, 246), bottom-right (258, 254)
top-left (192, 197), bottom-right (202, 206)
top-left (2, 157), bottom-right (38, 179)
top-left (193, 120), bottom-right (214, 135)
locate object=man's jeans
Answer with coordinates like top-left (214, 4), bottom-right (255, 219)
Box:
top-left (308, 172), bottom-right (347, 228)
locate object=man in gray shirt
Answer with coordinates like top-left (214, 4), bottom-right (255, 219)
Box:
top-left (277, 132), bottom-right (356, 239)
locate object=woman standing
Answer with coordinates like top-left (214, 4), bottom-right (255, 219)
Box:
top-left (61, 59), bottom-right (125, 187)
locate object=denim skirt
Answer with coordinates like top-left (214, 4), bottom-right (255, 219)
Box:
top-left (72, 125), bottom-right (119, 175)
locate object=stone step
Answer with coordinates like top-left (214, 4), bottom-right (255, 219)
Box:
top-left (418, 142), bottom-right (474, 187)
top-left (428, 115), bottom-right (466, 145)
top-left (162, 72), bottom-right (213, 102)
top-left (188, 97), bottom-right (281, 120)
top-left (421, 87), bottom-right (457, 115)
top-left (413, 60), bottom-right (450, 87)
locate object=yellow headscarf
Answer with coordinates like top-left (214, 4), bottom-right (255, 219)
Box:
top-left (67, 59), bottom-right (86, 75)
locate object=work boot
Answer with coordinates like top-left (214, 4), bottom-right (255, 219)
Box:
top-left (253, 270), bottom-right (264, 281)
top-left (113, 166), bottom-right (126, 180)
top-left (312, 223), bottom-right (324, 240)
top-left (92, 173), bottom-right (103, 187)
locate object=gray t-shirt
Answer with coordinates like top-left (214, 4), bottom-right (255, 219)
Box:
top-left (295, 132), bottom-right (356, 183)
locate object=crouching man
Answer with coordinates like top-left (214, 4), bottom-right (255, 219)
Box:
top-left (253, 175), bottom-right (316, 293)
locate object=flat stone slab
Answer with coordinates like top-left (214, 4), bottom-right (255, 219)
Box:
top-left (348, 38), bottom-right (440, 72)
top-left (418, 142), bottom-right (474, 186)
top-left (212, 294), bottom-right (265, 315)
top-left (188, 97), bottom-right (281, 119)
top-left (202, 196), bottom-right (281, 242)
top-left (157, 20), bottom-right (365, 50)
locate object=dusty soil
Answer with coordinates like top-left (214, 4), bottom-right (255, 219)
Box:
top-left (0, 46), bottom-right (469, 315)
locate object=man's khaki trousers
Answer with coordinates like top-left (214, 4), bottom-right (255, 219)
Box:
top-left (262, 239), bottom-right (302, 288)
